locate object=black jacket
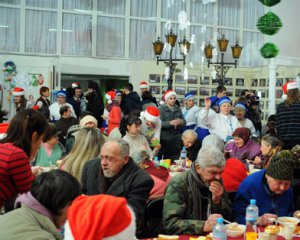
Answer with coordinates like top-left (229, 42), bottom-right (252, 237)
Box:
top-left (86, 93), bottom-right (104, 128)
top-left (121, 91), bottom-right (141, 115)
top-left (81, 158), bottom-right (154, 234)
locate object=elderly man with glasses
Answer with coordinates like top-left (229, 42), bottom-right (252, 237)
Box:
top-left (81, 139), bottom-right (154, 236)
top-left (163, 147), bottom-right (231, 235)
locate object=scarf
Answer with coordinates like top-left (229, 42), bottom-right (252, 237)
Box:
top-left (188, 163), bottom-right (211, 219)
top-left (15, 191), bottom-right (54, 221)
top-left (106, 100), bottom-right (119, 112)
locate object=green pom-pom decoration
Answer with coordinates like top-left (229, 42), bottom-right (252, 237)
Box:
top-left (260, 42), bottom-right (279, 58)
top-left (259, 0), bottom-right (281, 7)
top-left (257, 12), bottom-right (282, 35)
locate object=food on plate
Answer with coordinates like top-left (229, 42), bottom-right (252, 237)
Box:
top-left (265, 225), bottom-right (280, 234)
top-left (206, 232), bottom-right (213, 240)
top-left (169, 165), bottom-right (183, 172)
top-left (189, 237), bottom-right (206, 240)
top-left (157, 234), bottom-right (179, 240)
top-left (226, 224), bottom-right (245, 237)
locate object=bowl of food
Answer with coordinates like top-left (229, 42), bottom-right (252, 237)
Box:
top-left (226, 223), bottom-right (245, 237)
top-left (265, 225), bottom-right (281, 235)
top-left (278, 217), bottom-right (300, 226)
top-left (174, 160), bottom-right (182, 166)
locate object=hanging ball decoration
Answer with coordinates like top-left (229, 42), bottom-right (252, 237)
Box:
top-left (259, 0), bottom-right (281, 7)
top-left (260, 42), bottom-right (279, 58)
top-left (257, 12), bottom-right (282, 35)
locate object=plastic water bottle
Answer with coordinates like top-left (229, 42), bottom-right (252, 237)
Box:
top-left (213, 218), bottom-right (227, 240)
top-left (154, 156), bottom-right (160, 167)
top-left (245, 199), bottom-right (259, 240)
top-left (180, 147), bottom-right (187, 169)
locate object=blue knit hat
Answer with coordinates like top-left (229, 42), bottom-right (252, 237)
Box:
top-left (217, 96), bottom-right (231, 107)
top-left (235, 102), bottom-right (247, 111)
top-left (184, 92), bottom-right (194, 101)
top-left (56, 90), bottom-right (66, 98)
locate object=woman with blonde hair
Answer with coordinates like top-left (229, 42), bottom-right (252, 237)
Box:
top-left (63, 128), bottom-right (105, 181)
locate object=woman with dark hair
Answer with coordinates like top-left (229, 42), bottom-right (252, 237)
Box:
top-left (35, 86), bottom-right (51, 120)
top-left (0, 109), bottom-right (48, 209)
top-left (141, 90), bottom-right (157, 110)
top-left (122, 115), bottom-right (154, 164)
top-left (276, 81), bottom-right (300, 149)
top-left (0, 170), bottom-right (81, 240)
top-left (34, 123), bottom-right (64, 167)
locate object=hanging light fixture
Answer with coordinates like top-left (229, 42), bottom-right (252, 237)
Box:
top-left (153, 29), bottom-right (191, 90)
top-left (203, 35), bottom-right (243, 86)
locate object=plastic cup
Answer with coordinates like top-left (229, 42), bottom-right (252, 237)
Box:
top-left (258, 232), bottom-right (270, 240)
top-left (248, 164), bottom-right (255, 173)
top-left (283, 223), bottom-right (295, 240)
top-left (164, 159), bottom-right (171, 167)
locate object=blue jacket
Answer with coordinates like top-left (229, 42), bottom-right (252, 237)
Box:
top-left (233, 169), bottom-right (294, 224)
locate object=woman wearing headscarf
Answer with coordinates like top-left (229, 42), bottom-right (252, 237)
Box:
top-left (234, 102), bottom-right (255, 133)
top-left (225, 127), bottom-right (261, 165)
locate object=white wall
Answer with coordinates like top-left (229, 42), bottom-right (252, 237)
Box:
top-left (272, 0), bottom-right (300, 62)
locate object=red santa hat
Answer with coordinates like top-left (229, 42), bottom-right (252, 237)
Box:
top-left (72, 82), bottom-right (80, 88)
top-left (139, 81), bottom-right (149, 89)
top-left (282, 81), bottom-right (300, 99)
top-left (160, 90), bottom-right (177, 105)
top-left (64, 195), bottom-right (136, 240)
top-left (12, 87), bottom-right (25, 96)
top-left (141, 106), bottom-right (160, 123)
top-left (105, 91), bottom-right (116, 104)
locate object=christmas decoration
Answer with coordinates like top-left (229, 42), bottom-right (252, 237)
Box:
top-left (259, 0), bottom-right (281, 7)
top-left (257, 11), bottom-right (282, 35)
top-left (260, 42), bottom-right (279, 58)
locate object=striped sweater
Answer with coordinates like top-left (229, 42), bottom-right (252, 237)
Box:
top-left (0, 143), bottom-right (34, 208)
top-left (276, 101), bottom-right (300, 149)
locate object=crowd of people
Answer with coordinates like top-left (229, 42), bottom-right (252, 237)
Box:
top-left (0, 79), bottom-right (300, 239)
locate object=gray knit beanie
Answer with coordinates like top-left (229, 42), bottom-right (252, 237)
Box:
top-left (266, 150), bottom-right (295, 181)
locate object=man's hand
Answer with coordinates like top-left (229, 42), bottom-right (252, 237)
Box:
top-left (204, 97), bottom-right (211, 110)
top-left (203, 214), bottom-right (223, 232)
top-left (209, 181), bottom-right (224, 204)
top-left (257, 213), bottom-right (278, 226)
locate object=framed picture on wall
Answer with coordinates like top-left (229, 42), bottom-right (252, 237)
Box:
top-left (149, 85), bottom-right (160, 94)
top-left (162, 74), bottom-right (168, 83)
top-left (199, 99), bottom-right (205, 107)
top-left (251, 79), bottom-right (258, 87)
top-left (276, 89), bottom-right (283, 98)
top-left (149, 74), bottom-right (160, 83)
top-left (212, 78), bottom-right (219, 85)
top-left (162, 86), bottom-right (168, 93)
top-left (187, 76), bottom-right (198, 84)
top-left (175, 75), bottom-right (185, 84)
top-left (261, 90), bottom-right (266, 98)
top-left (175, 86), bottom-right (186, 95)
top-left (260, 79), bottom-right (266, 87)
top-left (266, 78), bottom-right (269, 87)
top-left (235, 89), bottom-right (243, 97)
top-left (224, 78), bottom-right (233, 86)
top-left (276, 78), bottom-right (283, 87)
top-left (200, 76), bottom-right (210, 85)
top-left (260, 101), bottom-right (264, 110)
top-left (178, 98), bottom-right (185, 107)
top-left (226, 88), bottom-right (233, 97)
top-left (211, 88), bottom-right (216, 96)
top-left (187, 87), bottom-right (198, 95)
top-left (200, 87), bottom-right (210, 96)
top-left (236, 78), bottom-right (244, 86)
